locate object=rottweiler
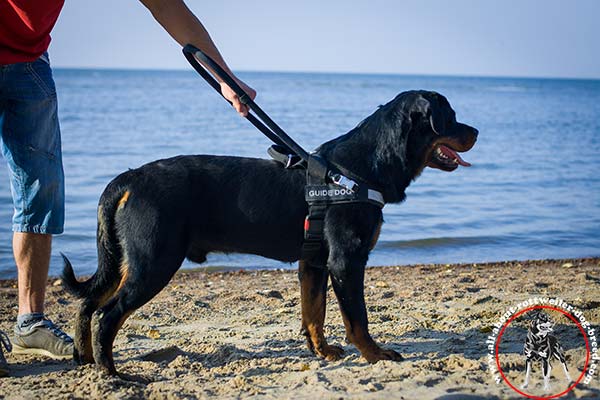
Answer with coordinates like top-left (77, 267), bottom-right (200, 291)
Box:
top-left (62, 90), bottom-right (478, 375)
top-left (521, 312), bottom-right (572, 391)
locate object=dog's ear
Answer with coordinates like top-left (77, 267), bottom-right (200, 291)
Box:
top-left (413, 96), bottom-right (446, 135)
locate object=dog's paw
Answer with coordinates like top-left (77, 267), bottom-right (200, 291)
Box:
top-left (363, 347), bottom-right (403, 363)
top-left (117, 372), bottom-right (152, 384)
top-left (304, 335), bottom-right (345, 361)
top-left (318, 344), bottom-right (345, 361)
top-left (73, 348), bottom-right (94, 365)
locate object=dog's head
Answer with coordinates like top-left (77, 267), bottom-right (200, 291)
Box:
top-left (530, 312), bottom-right (554, 337)
top-left (317, 90), bottom-right (478, 203)
top-left (395, 91), bottom-right (478, 174)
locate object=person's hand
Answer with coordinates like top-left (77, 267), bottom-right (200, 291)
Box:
top-left (220, 79), bottom-right (256, 117)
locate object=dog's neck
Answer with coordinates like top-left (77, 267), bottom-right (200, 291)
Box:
top-left (316, 110), bottom-right (415, 204)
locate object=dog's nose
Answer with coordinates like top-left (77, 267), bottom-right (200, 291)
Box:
top-left (473, 128), bottom-right (479, 138)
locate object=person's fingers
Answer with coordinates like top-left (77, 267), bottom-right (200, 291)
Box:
top-left (231, 96), bottom-right (249, 117)
top-left (221, 81), bottom-right (252, 117)
top-left (232, 96), bottom-right (242, 112)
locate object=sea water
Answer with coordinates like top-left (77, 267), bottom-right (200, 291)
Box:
top-left (0, 69), bottom-right (598, 277)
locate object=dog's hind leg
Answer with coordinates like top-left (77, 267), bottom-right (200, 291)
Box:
top-left (91, 295), bottom-right (130, 376)
top-left (74, 261), bottom-right (122, 365)
top-left (72, 191), bottom-right (127, 365)
top-left (72, 259), bottom-right (122, 365)
top-left (75, 294), bottom-right (111, 365)
top-left (91, 251), bottom-right (185, 376)
top-left (299, 260), bottom-right (344, 361)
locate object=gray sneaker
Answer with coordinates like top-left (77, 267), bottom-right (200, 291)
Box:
top-left (12, 318), bottom-right (73, 360)
top-left (0, 330), bottom-right (11, 377)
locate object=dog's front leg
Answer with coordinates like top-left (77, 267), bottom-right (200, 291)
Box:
top-left (543, 361), bottom-right (552, 392)
top-left (299, 260), bottom-right (344, 360)
top-left (521, 359), bottom-right (531, 389)
top-left (561, 362), bottom-right (572, 383)
top-left (555, 345), bottom-right (572, 383)
top-left (328, 253), bottom-right (402, 363)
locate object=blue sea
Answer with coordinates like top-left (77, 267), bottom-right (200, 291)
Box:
top-left (0, 69), bottom-right (599, 278)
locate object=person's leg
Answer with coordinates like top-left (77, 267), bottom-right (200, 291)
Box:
top-left (14, 232), bottom-right (52, 315)
top-left (1, 54), bottom-right (72, 359)
top-left (0, 67), bottom-right (9, 377)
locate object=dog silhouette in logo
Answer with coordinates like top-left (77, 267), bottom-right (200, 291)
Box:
top-left (521, 311), bottom-right (572, 391)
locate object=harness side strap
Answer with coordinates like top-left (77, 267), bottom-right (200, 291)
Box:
top-left (301, 204), bottom-right (328, 268)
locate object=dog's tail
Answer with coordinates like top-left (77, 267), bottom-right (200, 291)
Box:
top-left (61, 182), bottom-right (128, 299)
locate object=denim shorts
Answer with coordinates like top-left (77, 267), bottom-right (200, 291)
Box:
top-left (0, 53), bottom-right (65, 234)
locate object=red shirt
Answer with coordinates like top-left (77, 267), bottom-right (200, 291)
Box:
top-left (0, 0), bottom-right (65, 64)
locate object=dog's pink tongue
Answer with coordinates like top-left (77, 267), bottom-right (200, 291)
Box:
top-left (440, 145), bottom-right (471, 167)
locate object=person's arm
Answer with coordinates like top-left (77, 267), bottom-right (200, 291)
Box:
top-left (139, 0), bottom-right (255, 116)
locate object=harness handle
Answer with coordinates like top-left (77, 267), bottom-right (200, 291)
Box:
top-left (182, 44), bottom-right (309, 162)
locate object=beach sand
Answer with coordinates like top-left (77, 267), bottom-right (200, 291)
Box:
top-left (0, 258), bottom-right (599, 399)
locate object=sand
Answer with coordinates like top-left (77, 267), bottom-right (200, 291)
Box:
top-left (0, 258), bottom-right (599, 399)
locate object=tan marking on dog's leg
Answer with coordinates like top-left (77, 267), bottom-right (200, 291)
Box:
top-left (300, 260), bottom-right (344, 361)
top-left (91, 262), bottom-right (128, 324)
top-left (97, 260), bottom-right (131, 309)
top-left (117, 191), bottom-right (130, 209)
top-left (116, 263), bottom-right (129, 293)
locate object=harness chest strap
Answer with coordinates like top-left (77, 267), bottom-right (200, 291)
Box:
top-left (305, 185), bottom-right (384, 207)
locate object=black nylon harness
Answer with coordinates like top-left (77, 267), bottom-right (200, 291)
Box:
top-left (304, 159), bottom-right (384, 266)
top-left (269, 148), bottom-right (385, 266)
top-left (182, 45), bottom-right (385, 266)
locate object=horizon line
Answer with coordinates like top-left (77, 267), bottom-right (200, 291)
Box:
top-left (51, 65), bottom-right (600, 82)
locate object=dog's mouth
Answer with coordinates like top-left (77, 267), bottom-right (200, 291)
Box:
top-left (538, 322), bottom-right (554, 334)
top-left (427, 144), bottom-right (471, 172)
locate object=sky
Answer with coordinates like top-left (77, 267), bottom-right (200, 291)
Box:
top-left (49, 0), bottom-right (600, 79)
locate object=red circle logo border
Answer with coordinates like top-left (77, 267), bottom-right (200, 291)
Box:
top-left (494, 305), bottom-right (590, 399)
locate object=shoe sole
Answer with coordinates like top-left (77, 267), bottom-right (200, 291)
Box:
top-left (11, 344), bottom-right (72, 360)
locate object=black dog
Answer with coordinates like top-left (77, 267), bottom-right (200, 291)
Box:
top-left (62, 90), bottom-right (478, 375)
top-left (521, 312), bottom-right (572, 391)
